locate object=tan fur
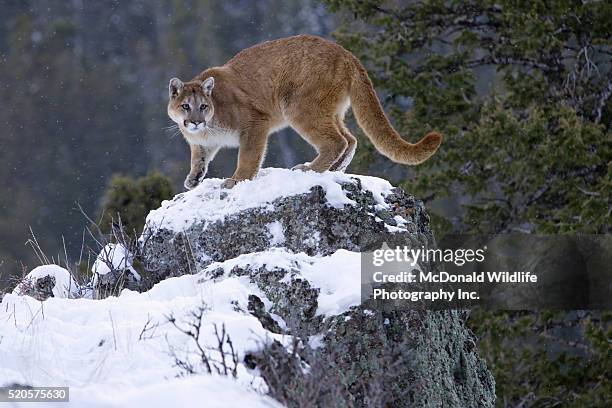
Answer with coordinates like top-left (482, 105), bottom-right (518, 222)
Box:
top-left (167, 35), bottom-right (442, 189)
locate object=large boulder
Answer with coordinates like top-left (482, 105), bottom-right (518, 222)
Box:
top-left (140, 168), bottom-right (432, 286)
top-left (139, 168), bottom-right (495, 407)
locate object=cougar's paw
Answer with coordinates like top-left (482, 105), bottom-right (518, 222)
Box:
top-left (184, 176), bottom-right (200, 190)
top-left (291, 163), bottom-right (312, 172)
top-left (221, 178), bottom-right (238, 189)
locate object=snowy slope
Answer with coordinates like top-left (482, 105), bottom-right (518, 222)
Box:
top-left (0, 250), bottom-right (362, 407)
top-left (1, 269), bottom-right (284, 407)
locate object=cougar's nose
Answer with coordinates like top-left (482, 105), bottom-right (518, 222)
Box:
top-left (183, 120), bottom-right (204, 129)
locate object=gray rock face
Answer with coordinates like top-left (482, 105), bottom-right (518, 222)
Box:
top-left (140, 172), bottom-right (495, 407)
top-left (323, 309), bottom-right (495, 407)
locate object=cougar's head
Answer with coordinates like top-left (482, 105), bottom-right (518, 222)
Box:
top-left (167, 77), bottom-right (215, 134)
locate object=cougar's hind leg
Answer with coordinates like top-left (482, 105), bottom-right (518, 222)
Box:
top-left (329, 114), bottom-right (357, 172)
top-left (289, 115), bottom-right (348, 172)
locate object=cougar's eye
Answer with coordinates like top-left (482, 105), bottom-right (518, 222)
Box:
top-left (200, 104), bottom-right (208, 111)
top-left (181, 104), bottom-right (190, 111)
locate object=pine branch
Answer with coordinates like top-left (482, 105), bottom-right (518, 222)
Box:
top-left (466, 56), bottom-right (559, 72)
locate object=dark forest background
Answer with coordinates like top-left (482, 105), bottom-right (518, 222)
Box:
top-left (0, 1), bottom-right (610, 406)
top-left (0, 0), bottom-right (333, 283)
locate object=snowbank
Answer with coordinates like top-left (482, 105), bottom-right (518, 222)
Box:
top-left (1, 246), bottom-right (361, 406)
top-left (144, 167), bottom-right (394, 232)
top-left (70, 375), bottom-right (282, 408)
top-left (1, 270), bottom-right (282, 406)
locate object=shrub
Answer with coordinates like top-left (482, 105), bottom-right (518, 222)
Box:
top-left (99, 171), bottom-right (173, 235)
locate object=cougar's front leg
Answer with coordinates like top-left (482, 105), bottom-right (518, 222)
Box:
top-left (221, 125), bottom-right (269, 189)
top-left (184, 144), bottom-right (220, 190)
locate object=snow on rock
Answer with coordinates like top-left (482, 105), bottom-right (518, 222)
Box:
top-left (0, 169), bottom-right (495, 407)
top-left (297, 249), bottom-right (362, 316)
top-left (144, 167), bottom-right (394, 232)
top-left (140, 167), bottom-right (419, 286)
top-left (266, 221), bottom-right (285, 246)
top-left (0, 269), bottom-right (284, 407)
top-left (138, 169), bottom-right (496, 407)
top-left (12, 265), bottom-right (79, 300)
top-left (92, 243), bottom-right (141, 282)
top-left (91, 243), bottom-right (141, 297)
top-left (205, 248), bottom-right (362, 317)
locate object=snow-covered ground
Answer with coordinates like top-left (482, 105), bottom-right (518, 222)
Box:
top-left (0, 249), bottom-right (362, 407)
top-left (1, 270), bottom-right (280, 406)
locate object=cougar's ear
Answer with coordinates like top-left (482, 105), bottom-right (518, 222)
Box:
top-left (202, 77), bottom-right (214, 97)
top-left (169, 77), bottom-right (183, 98)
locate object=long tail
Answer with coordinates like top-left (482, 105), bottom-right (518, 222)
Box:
top-left (349, 63), bottom-right (442, 165)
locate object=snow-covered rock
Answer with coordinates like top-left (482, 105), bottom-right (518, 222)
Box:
top-left (12, 265), bottom-right (79, 300)
top-left (92, 243), bottom-right (141, 297)
top-left (144, 167), bottom-right (394, 231)
top-left (92, 243), bottom-right (139, 278)
top-left (204, 248), bottom-right (362, 318)
top-left (139, 168), bottom-right (496, 407)
top-left (140, 167), bottom-right (428, 287)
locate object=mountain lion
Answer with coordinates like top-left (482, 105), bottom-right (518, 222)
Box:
top-left (167, 35), bottom-right (442, 189)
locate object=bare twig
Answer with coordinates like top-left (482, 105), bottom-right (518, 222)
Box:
top-left (576, 186), bottom-right (601, 197)
top-left (138, 314), bottom-right (160, 341)
top-left (166, 303), bottom-right (239, 378)
top-left (108, 310), bottom-right (117, 351)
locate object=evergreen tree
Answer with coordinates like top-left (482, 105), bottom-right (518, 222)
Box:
top-left (323, 1), bottom-right (611, 405)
